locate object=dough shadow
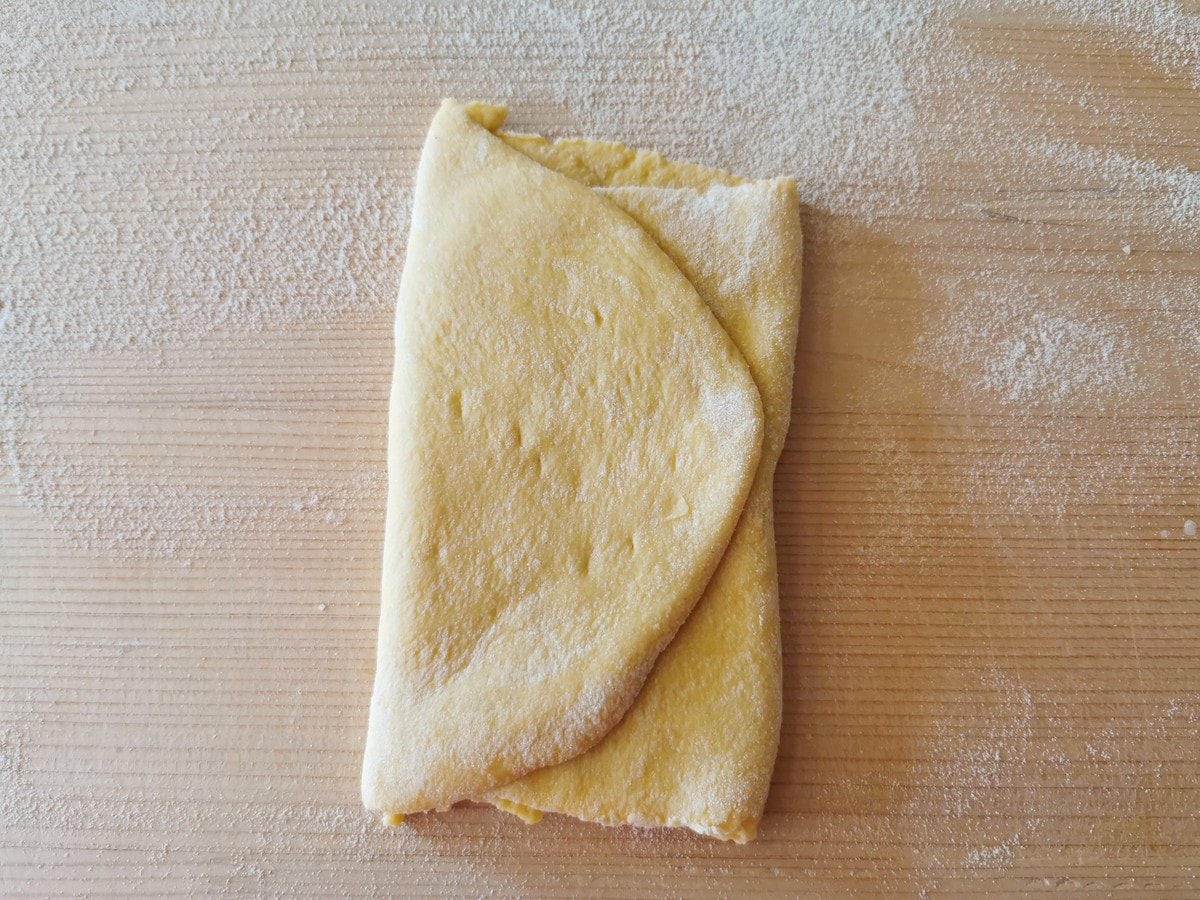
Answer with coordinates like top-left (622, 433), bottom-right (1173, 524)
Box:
top-left (767, 210), bottom-right (935, 833)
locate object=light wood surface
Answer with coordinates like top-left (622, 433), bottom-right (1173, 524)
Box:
top-left (4, 6), bottom-right (1200, 898)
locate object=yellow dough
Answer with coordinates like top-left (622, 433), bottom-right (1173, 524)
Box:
top-left (361, 101), bottom-right (764, 814)
top-left (484, 147), bottom-right (803, 842)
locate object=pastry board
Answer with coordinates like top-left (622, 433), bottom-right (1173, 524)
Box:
top-left (2, 4), bottom-right (1199, 897)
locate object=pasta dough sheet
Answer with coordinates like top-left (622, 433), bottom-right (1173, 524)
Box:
top-left (362, 100), bottom-right (801, 843)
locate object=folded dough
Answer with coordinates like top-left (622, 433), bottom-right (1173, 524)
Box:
top-left (484, 145), bottom-right (803, 843)
top-left (361, 101), bottom-right (764, 815)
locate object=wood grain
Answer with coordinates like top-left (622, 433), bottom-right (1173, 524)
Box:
top-left (3, 7), bottom-right (1200, 898)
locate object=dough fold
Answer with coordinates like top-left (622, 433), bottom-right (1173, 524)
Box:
top-left (362, 101), bottom-right (765, 815)
top-left (484, 155), bottom-right (803, 842)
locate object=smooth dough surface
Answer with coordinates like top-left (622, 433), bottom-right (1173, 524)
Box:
top-left (361, 101), bottom-right (764, 814)
top-left (484, 149), bottom-right (803, 841)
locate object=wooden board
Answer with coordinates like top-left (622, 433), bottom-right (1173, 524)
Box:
top-left (3, 5), bottom-right (1200, 897)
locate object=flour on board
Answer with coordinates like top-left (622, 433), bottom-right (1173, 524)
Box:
top-left (3, 1), bottom-right (1200, 892)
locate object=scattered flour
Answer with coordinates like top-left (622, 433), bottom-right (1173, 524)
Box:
top-left (1033, 0), bottom-right (1200, 89)
top-left (911, 667), bottom-right (1200, 880)
top-left (1031, 140), bottom-right (1200, 234)
top-left (3, 0), bottom-right (1200, 894)
top-left (981, 310), bottom-right (1131, 405)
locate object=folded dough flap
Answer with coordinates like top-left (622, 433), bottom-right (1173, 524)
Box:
top-left (483, 143), bottom-right (803, 842)
top-left (362, 100), bottom-right (765, 814)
